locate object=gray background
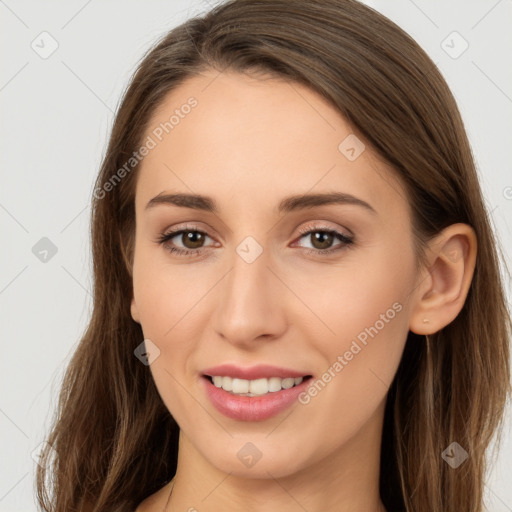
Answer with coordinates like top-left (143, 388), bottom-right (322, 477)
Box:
top-left (1, 0), bottom-right (511, 510)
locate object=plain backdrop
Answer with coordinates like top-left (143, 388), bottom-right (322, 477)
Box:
top-left (1, 1), bottom-right (511, 510)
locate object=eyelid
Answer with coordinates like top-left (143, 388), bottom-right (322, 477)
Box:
top-left (156, 221), bottom-right (355, 257)
top-left (296, 222), bottom-right (352, 238)
top-left (162, 222), bottom-right (215, 239)
top-left (159, 221), bottom-right (351, 242)
top-left (159, 223), bottom-right (217, 245)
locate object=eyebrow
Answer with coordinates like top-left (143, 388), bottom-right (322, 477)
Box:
top-left (145, 191), bottom-right (377, 215)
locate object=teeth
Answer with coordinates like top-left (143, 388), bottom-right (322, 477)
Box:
top-left (210, 375), bottom-right (305, 396)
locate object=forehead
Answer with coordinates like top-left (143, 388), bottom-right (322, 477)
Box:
top-left (135, 69), bottom-right (409, 220)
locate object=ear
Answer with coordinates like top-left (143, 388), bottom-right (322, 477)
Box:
top-left (409, 223), bottom-right (477, 335)
top-left (131, 293), bottom-right (141, 324)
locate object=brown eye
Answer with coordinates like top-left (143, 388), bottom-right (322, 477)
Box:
top-left (156, 227), bottom-right (215, 256)
top-left (309, 231), bottom-right (335, 250)
top-left (179, 230), bottom-right (206, 249)
top-left (156, 224), bottom-right (354, 258)
top-left (295, 225), bottom-right (354, 257)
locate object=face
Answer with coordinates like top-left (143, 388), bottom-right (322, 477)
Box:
top-left (130, 69), bottom-right (419, 480)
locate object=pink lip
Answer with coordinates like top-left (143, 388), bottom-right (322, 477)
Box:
top-left (201, 363), bottom-right (310, 380)
top-left (202, 375), bottom-right (312, 421)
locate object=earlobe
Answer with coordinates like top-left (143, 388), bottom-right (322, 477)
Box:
top-left (409, 223), bottom-right (477, 335)
top-left (131, 295), bottom-right (141, 324)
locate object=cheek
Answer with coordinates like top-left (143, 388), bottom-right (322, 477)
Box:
top-left (292, 278), bottom-right (410, 457)
top-left (132, 257), bottom-right (205, 418)
top-left (301, 246), bottom-right (412, 348)
top-left (132, 246), bottom-right (221, 379)
top-left (132, 244), bottom-right (208, 338)
top-left (299, 243), bottom-right (413, 403)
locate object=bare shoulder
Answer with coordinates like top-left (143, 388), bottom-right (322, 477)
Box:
top-left (134, 483), bottom-right (172, 512)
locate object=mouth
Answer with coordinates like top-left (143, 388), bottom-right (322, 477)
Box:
top-left (201, 373), bottom-right (314, 421)
top-left (202, 374), bottom-right (313, 397)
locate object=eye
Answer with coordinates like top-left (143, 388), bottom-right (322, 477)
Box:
top-left (155, 223), bottom-right (354, 258)
top-left (155, 224), bottom-right (216, 257)
top-left (294, 224), bottom-right (354, 256)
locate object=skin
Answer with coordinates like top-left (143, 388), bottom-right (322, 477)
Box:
top-left (130, 69), bottom-right (477, 511)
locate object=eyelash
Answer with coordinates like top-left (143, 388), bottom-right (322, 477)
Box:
top-left (155, 223), bottom-right (354, 258)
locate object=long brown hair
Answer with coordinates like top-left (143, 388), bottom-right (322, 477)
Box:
top-left (36, 0), bottom-right (511, 510)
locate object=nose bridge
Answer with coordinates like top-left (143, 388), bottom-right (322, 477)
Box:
top-left (224, 237), bottom-right (271, 316)
top-left (213, 235), bottom-right (284, 343)
top-left (222, 219), bottom-right (271, 297)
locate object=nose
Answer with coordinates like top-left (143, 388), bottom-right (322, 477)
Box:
top-left (212, 241), bottom-right (287, 349)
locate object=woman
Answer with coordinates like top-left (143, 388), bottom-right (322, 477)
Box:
top-left (36, 0), bottom-right (511, 511)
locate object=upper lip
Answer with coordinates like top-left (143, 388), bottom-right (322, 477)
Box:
top-left (202, 364), bottom-right (312, 380)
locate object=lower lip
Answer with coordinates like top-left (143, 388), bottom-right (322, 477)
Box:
top-left (202, 376), bottom-right (312, 421)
